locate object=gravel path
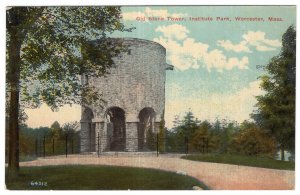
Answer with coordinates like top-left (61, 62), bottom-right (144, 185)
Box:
top-left (20, 154), bottom-right (295, 190)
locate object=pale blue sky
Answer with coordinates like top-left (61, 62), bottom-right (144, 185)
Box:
top-left (25, 6), bottom-right (296, 128)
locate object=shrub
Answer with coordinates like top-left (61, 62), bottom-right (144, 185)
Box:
top-left (231, 123), bottom-right (276, 156)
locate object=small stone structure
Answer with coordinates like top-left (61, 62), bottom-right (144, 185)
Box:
top-left (80, 38), bottom-right (173, 153)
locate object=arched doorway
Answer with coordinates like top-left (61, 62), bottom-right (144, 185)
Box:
top-left (138, 107), bottom-right (156, 151)
top-left (82, 107), bottom-right (95, 152)
top-left (106, 107), bottom-right (126, 151)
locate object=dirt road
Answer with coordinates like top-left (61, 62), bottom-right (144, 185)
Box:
top-left (20, 154), bottom-right (295, 190)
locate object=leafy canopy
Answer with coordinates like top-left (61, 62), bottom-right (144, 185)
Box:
top-left (7, 7), bottom-right (133, 110)
top-left (252, 26), bottom-right (295, 152)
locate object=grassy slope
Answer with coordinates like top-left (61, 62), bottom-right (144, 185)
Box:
top-left (182, 154), bottom-right (295, 170)
top-left (6, 165), bottom-right (209, 190)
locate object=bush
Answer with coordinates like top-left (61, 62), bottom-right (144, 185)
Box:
top-left (231, 123), bottom-right (276, 156)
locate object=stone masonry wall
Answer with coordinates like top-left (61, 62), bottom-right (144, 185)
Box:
top-left (89, 38), bottom-right (167, 120)
top-left (80, 38), bottom-right (171, 152)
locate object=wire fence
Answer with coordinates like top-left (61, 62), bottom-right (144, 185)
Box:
top-left (20, 133), bottom-right (212, 159)
top-left (31, 135), bottom-right (80, 158)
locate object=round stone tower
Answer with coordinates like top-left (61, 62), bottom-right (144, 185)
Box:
top-left (80, 38), bottom-right (173, 153)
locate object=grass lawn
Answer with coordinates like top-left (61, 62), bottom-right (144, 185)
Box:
top-left (6, 165), bottom-right (208, 190)
top-left (182, 153), bottom-right (295, 170)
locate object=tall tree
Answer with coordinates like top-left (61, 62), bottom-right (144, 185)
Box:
top-left (62, 121), bottom-right (79, 137)
top-left (176, 111), bottom-right (199, 139)
top-left (190, 121), bottom-right (217, 153)
top-left (252, 26), bottom-right (296, 160)
top-left (50, 121), bottom-right (62, 139)
top-left (216, 120), bottom-right (238, 154)
top-left (6, 6), bottom-right (132, 175)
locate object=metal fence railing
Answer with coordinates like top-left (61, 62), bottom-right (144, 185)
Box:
top-left (20, 133), bottom-right (213, 159)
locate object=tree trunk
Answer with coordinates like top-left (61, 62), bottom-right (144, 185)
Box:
top-left (7, 26), bottom-right (22, 177)
top-left (280, 145), bottom-right (285, 161)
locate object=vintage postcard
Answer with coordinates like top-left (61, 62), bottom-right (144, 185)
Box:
top-left (5, 5), bottom-right (296, 190)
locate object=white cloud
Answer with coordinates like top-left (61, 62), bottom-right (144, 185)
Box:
top-left (217, 40), bottom-right (251, 53)
top-left (155, 24), bottom-right (189, 40)
top-left (218, 31), bottom-right (281, 53)
top-left (243, 31), bottom-right (281, 47)
top-left (165, 80), bottom-right (264, 128)
top-left (203, 50), bottom-right (249, 72)
top-left (122, 7), bottom-right (187, 21)
top-left (154, 24), bottom-right (249, 71)
top-left (255, 45), bottom-right (277, 51)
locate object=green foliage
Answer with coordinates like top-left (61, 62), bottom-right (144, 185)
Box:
top-left (6, 7), bottom-right (133, 109)
top-left (17, 122), bottom-right (81, 159)
top-left (20, 125), bottom-right (51, 138)
top-left (165, 112), bottom-right (200, 153)
top-left (190, 121), bottom-right (218, 153)
top-left (6, 6), bottom-right (133, 171)
top-left (252, 26), bottom-right (296, 158)
top-left (19, 129), bottom-right (35, 157)
top-left (51, 121), bottom-right (60, 129)
top-left (165, 130), bottom-right (182, 153)
top-left (167, 111), bottom-right (279, 158)
top-left (171, 113), bottom-right (240, 154)
top-left (215, 120), bottom-right (239, 154)
top-left (62, 121), bottom-right (79, 136)
top-left (174, 111), bottom-right (199, 140)
top-left (50, 121), bottom-right (63, 139)
top-left (231, 121), bottom-right (276, 156)
top-left (18, 125), bottom-right (51, 159)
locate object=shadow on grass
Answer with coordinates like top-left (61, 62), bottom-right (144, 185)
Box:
top-left (6, 165), bottom-right (209, 190)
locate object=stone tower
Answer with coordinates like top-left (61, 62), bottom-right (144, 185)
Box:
top-left (80, 38), bottom-right (173, 153)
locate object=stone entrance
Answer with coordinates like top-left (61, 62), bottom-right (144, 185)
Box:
top-left (80, 107), bottom-right (96, 152)
top-left (138, 107), bottom-right (155, 151)
top-left (106, 107), bottom-right (126, 151)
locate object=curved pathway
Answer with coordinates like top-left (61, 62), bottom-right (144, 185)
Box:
top-left (20, 154), bottom-right (294, 190)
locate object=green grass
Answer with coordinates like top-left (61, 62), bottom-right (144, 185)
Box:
top-left (182, 153), bottom-right (295, 170)
top-left (6, 165), bottom-right (209, 190)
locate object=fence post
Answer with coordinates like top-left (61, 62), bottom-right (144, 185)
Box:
top-left (185, 137), bottom-right (189, 155)
top-left (109, 137), bottom-right (111, 151)
top-left (89, 131), bottom-right (91, 153)
top-left (202, 138), bottom-right (205, 153)
top-left (52, 138), bottom-right (55, 155)
top-left (184, 137), bottom-right (187, 155)
top-left (71, 137), bottom-right (74, 154)
top-left (156, 133), bottom-right (159, 157)
top-left (65, 135), bottom-right (68, 158)
top-left (43, 136), bottom-right (46, 158)
top-left (206, 138), bottom-right (209, 153)
top-left (187, 137), bottom-right (189, 154)
top-left (35, 138), bottom-right (38, 157)
top-left (97, 132), bottom-right (100, 157)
